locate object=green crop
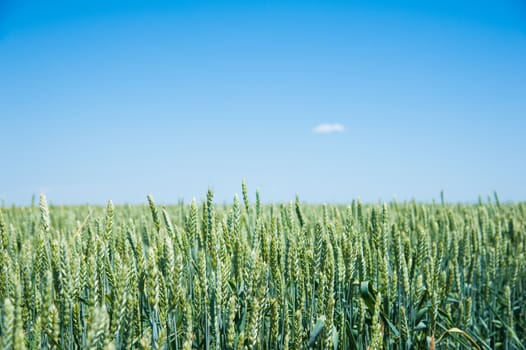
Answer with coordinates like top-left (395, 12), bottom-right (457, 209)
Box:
top-left (0, 186), bottom-right (524, 349)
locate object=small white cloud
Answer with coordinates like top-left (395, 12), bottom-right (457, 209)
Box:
top-left (312, 123), bottom-right (346, 134)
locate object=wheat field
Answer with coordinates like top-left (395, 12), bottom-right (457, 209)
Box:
top-left (0, 185), bottom-right (524, 349)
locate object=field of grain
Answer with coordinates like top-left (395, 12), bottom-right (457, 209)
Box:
top-left (0, 186), bottom-right (524, 349)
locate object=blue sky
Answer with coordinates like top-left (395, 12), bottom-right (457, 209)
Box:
top-left (1, 0), bottom-right (525, 205)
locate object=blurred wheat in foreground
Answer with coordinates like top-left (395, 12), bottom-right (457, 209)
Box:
top-left (0, 187), bottom-right (524, 349)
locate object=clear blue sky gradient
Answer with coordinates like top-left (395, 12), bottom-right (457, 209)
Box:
top-left (1, 0), bottom-right (525, 204)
